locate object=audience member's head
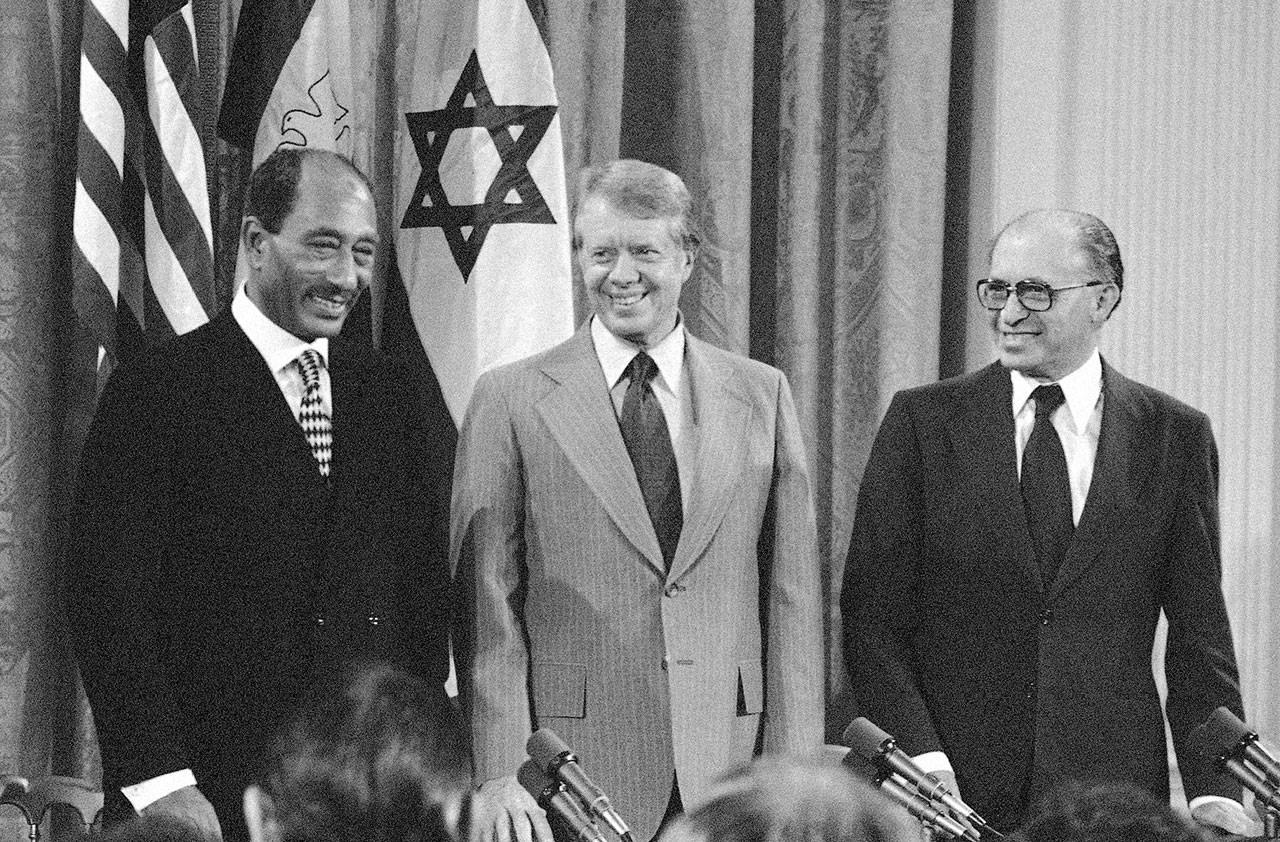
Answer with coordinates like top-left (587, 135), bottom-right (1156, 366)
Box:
top-left (659, 757), bottom-right (918, 842)
top-left (1011, 780), bottom-right (1208, 842)
top-left (243, 663), bottom-right (469, 842)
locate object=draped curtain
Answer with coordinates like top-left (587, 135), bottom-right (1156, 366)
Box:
top-left (5, 0), bottom-right (957, 812)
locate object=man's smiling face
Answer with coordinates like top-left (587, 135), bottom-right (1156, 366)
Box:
top-left (243, 155), bottom-right (379, 341)
top-left (988, 220), bottom-right (1114, 381)
top-left (576, 195), bottom-right (692, 348)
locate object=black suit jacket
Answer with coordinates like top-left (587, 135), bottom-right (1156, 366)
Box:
top-left (842, 360), bottom-right (1242, 829)
top-left (66, 312), bottom-right (451, 835)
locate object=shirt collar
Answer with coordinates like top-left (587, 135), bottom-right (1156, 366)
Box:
top-left (590, 315), bottom-right (685, 393)
top-left (231, 286), bottom-right (329, 374)
top-left (1010, 348), bottom-right (1103, 433)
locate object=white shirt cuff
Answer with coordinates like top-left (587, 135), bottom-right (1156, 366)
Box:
top-left (1188, 794), bottom-right (1241, 813)
top-left (121, 769), bottom-right (197, 811)
top-left (911, 751), bottom-right (954, 775)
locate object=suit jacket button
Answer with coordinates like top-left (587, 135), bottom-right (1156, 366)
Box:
top-left (661, 656), bottom-right (669, 671)
top-left (663, 583), bottom-right (684, 597)
top-left (1039, 609), bottom-right (1054, 626)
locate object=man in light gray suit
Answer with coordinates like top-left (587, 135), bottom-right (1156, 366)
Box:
top-left (452, 159), bottom-right (823, 842)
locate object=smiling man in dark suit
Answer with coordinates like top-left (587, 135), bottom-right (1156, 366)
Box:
top-left (842, 209), bottom-right (1249, 832)
top-left (66, 148), bottom-right (451, 842)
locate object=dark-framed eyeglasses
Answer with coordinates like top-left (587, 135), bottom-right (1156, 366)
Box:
top-left (975, 278), bottom-right (1106, 312)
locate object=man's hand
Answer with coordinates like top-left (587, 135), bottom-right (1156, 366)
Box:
top-left (473, 775), bottom-right (553, 842)
top-left (1190, 798), bottom-right (1262, 837)
top-left (140, 785), bottom-right (223, 841)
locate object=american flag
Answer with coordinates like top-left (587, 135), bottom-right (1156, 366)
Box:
top-left (72, 0), bottom-right (215, 381)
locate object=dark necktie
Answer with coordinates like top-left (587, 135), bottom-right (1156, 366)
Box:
top-left (1021, 384), bottom-right (1073, 583)
top-left (296, 349), bottom-right (332, 479)
top-left (618, 352), bottom-right (682, 568)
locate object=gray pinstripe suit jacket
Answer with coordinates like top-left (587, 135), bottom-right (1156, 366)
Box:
top-left (451, 323), bottom-right (823, 840)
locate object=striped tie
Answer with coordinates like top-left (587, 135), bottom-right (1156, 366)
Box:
top-left (295, 350), bottom-right (332, 478)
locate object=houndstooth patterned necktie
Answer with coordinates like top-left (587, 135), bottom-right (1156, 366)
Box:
top-left (295, 349), bottom-right (332, 478)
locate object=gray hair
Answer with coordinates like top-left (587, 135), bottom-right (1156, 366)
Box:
top-left (572, 159), bottom-right (701, 253)
top-left (991, 208), bottom-right (1124, 293)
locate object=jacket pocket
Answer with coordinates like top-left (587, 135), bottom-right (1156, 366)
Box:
top-left (737, 659), bottom-right (764, 716)
top-left (532, 662), bottom-right (587, 718)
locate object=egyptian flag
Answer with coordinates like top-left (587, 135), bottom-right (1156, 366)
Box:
top-left (72, 0), bottom-right (216, 380)
top-left (217, 0), bottom-right (353, 164)
top-left (394, 0), bottom-right (575, 426)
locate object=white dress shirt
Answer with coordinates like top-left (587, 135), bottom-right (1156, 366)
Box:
top-left (123, 291), bottom-right (331, 810)
top-left (1011, 349), bottom-right (1104, 525)
top-left (232, 288), bottom-right (332, 419)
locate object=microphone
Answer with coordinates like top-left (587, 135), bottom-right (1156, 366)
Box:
top-left (879, 774), bottom-right (981, 841)
top-left (1191, 707), bottom-right (1280, 810)
top-left (843, 717), bottom-right (992, 832)
top-left (1199, 707), bottom-right (1280, 786)
top-left (517, 759), bottom-right (607, 842)
top-left (527, 728), bottom-right (632, 840)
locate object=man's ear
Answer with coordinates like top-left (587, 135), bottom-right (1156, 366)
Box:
top-left (1094, 282), bottom-right (1122, 322)
top-left (241, 217), bottom-right (270, 269)
top-left (680, 245), bottom-right (696, 282)
top-left (243, 784), bottom-right (280, 842)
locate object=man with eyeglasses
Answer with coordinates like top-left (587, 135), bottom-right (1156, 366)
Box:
top-left (841, 209), bottom-right (1249, 832)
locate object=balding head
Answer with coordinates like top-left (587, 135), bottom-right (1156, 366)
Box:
top-left (991, 209), bottom-right (1124, 299)
top-left (985, 209), bottom-right (1124, 381)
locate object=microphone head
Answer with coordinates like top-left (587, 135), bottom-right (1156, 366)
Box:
top-left (527, 727), bottom-right (574, 770)
top-left (843, 717), bottom-right (894, 758)
top-left (1189, 707), bottom-right (1252, 765)
top-left (517, 759), bottom-right (560, 805)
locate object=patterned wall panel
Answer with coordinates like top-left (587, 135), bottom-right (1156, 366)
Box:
top-left (0, 5), bottom-right (63, 835)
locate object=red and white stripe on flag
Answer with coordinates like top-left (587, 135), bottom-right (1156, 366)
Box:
top-left (395, 0), bottom-right (575, 425)
top-left (72, 0), bottom-right (214, 376)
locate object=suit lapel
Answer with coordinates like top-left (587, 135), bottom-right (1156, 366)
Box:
top-left (948, 364), bottom-right (1044, 592)
top-left (536, 327), bottom-right (666, 574)
top-left (328, 337), bottom-right (372, 488)
top-left (667, 338), bottom-right (751, 582)
top-left (206, 313), bottom-right (330, 495)
top-left (1049, 362), bottom-right (1157, 598)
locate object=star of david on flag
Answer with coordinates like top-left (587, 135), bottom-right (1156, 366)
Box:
top-left (402, 50), bottom-right (558, 281)
top-left (395, 0), bottom-right (575, 426)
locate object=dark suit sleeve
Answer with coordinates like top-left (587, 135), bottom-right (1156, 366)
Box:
top-left (841, 392), bottom-right (943, 753)
top-left (1161, 412), bottom-right (1244, 801)
top-left (395, 357), bottom-right (454, 691)
top-left (65, 359), bottom-right (190, 787)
